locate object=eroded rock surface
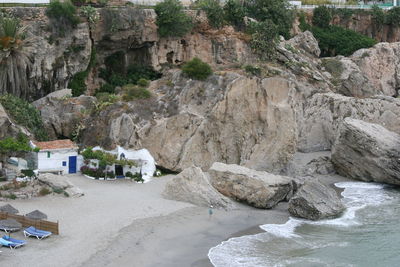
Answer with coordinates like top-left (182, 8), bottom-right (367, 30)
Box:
top-left (332, 118), bottom-right (400, 185)
top-left (208, 162), bottom-right (293, 209)
top-left (163, 166), bottom-right (233, 209)
top-left (288, 179), bottom-right (345, 220)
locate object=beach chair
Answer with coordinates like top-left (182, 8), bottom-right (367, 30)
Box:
top-left (0, 237), bottom-right (24, 249)
top-left (23, 226), bottom-right (52, 239)
top-left (2, 236), bottom-right (26, 246)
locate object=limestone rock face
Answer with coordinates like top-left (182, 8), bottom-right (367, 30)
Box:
top-left (285, 30), bottom-right (321, 57)
top-left (331, 118), bottom-right (400, 185)
top-left (332, 43), bottom-right (400, 97)
top-left (288, 179), bottom-right (345, 220)
top-left (93, 8), bottom-right (254, 70)
top-left (298, 93), bottom-right (400, 152)
top-left (163, 166), bottom-right (233, 209)
top-left (79, 71), bottom-right (299, 173)
top-left (1, 8), bottom-right (91, 101)
top-left (33, 94), bottom-right (96, 140)
top-left (0, 103), bottom-right (30, 139)
top-left (208, 162), bottom-right (293, 209)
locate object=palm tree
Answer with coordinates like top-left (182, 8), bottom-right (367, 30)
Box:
top-left (0, 15), bottom-right (34, 96)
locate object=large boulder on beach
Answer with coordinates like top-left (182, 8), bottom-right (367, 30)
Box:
top-left (208, 162), bottom-right (293, 209)
top-left (38, 173), bottom-right (73, 190)
top-left (163, 166), bottom-right (233, 209)
top-left (332, 118), bottom-right (400, 185)
top-left (288, 179), bottom-right (345, 220)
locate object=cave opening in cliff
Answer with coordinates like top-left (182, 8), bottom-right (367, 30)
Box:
top-left (156, 165), bottom-right (179, 175)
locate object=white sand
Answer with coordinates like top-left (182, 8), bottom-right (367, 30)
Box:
top-left (0, 174), bottom-right (191, 267)
top-left (0, 172), bottom-right (347, 267)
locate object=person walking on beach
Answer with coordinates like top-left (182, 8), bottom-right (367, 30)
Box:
top-left (208, 205), bottom-right (213, 218)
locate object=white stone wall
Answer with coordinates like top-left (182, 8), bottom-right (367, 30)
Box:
top-left (37, 149), bottom-right (78, 174)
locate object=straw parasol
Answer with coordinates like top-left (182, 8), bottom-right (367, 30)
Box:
top-left (0, 204), bottom-right (19, 214)
top-left (0, 218), bottom-right (22, 232)
top-left (26, 210), bottom-right (48, 221)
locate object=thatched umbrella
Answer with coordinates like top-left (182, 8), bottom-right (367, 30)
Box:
top-left (0, 204), bottom-right (19, 214)
top-left (0, 218), bottom-right (22, 232)
top-left (26, 210), bottom-right (47, 221)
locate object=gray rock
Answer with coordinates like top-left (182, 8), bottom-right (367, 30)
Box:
top-left (208, 162), bottom-right (293, 209)
top-left (285, 30), bottom-right (321, 57)
top-left (298, 93), bottom-right (400, 153)
top-left (288, 179), bottom-right (345, 220)
top-left (38, 173), bottom-right (72, 190)
top-left (64, 187), bottom-right (84, 198)
top-left (163, 166), bottom-right (233, 209)
top-left (332, 118), bottom-right (400, 185)
top-left (33, 95), bottom-right (96, 140)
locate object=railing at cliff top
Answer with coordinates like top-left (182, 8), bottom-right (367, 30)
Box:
top-left (299, 4), bottom-right (394, 9)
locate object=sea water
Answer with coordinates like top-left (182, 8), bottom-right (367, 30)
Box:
top-left (208, 182), bottom-right (400, 267)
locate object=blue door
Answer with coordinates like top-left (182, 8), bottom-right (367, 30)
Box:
top-left (68, 156), bottom-right (77, 174)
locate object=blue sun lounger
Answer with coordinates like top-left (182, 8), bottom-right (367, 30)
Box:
top-left (2, 236), bottom-right (26, 246)
top-left (23, 226), bottom-right (52, 239)
top-left (0, 237), bottom-right (24, 249)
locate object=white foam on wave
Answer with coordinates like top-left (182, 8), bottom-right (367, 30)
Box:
top-left (208, 181), bottom-right (394, 267)
top-left (260, 218), bottom-right (303, 238)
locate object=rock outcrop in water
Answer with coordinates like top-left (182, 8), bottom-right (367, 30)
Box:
top-left (332, 118), bottom-right (400, 186)
top-left (163, 166), bottom-right (233, 209)
top-left (208, 162), bottom-right (293, 209)
top-left (288, 179), bottom-right (345, 220)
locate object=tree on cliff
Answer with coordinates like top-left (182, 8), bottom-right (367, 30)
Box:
top-left (155, 0), bottom-right (193, 37)
top-left (0, 14), bottom-right (33, 97)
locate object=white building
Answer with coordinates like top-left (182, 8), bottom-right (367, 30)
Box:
top-left (92, 146), bottom-right (156, 183)
top-left (31, 139), bottom-right (79, 175)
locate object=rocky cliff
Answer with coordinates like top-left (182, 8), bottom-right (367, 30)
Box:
top-left (1, 7), bottom-right (91, 101)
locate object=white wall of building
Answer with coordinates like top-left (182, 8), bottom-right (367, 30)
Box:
top-left (37, 149), bottom-right (78, 174)
top-left (92, 146), bottom-right (156, 182)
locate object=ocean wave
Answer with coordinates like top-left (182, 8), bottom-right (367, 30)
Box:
top-left (208, 181), bottom-right (394, 267)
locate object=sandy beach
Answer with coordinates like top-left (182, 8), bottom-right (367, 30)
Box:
top-left (0, 173), bottom-right (347, 267)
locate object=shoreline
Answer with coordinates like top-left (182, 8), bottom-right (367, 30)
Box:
top-left (83, 204), bottom-right (290, 267)
top-left (0, 172), bottom-right (351, 267)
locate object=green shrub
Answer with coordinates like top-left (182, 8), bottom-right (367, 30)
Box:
top-left (244, 65), bottom-right (261, 76)
top-left (312, 6), bottom-right (331, 28)
top-left (0, 95), bottom-right (48, 141)
top-left (122, 84), bottom-right (152, 101)
top-left (311, 25), bottom-right (376, 57)
top-left (39, 187), bottom-right (51, 196)
top-left (385, 7), bottom-right (400, 26)
top-left (244, 0), bottom-right (294, 39)
top-left (321, 58), bottom-right (343, 79)
top-left (248, 20), bottom-right (279, 60)
top-left (100, 52), bottom-right (161, 88)
top-left (197, 0), bottom-right (225, 29)
top-left (53, 188), bottom-right (64, 194)
top-left (21, 169), bottom-right (35, 177)
top-left (69, 71), bottom-right (87, 97)
top-left (96, 83), bottom-right (115, 94)
top-left (69, 47), bottom-right (96, 97)
top-left (223, 0), bottom-right (246, 30)
top-left (6, 193), bottom-right (17, 200)
top-left (371, 5), bottom-right (385, 30)
top-left (155, 0), bottom-right (193, 37)
top-left (64, 191), bottom-right (70, 197)
top-left (46, 0), bottom-right (80, 28)
top-left (95, 92), bottom-right (119, 103)
top-left (182, 57), bottom-right (212, 80)
top-left (137, 78), bottom-right (150, 87)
